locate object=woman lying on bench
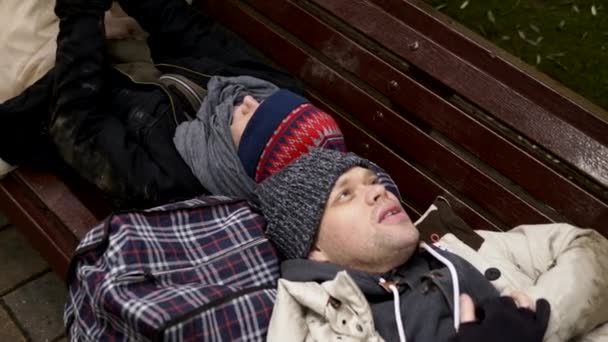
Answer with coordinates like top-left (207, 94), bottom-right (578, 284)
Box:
top-left (5, 0), bottom-right (345, 208)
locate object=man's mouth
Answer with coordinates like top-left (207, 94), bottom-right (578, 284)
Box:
top-left (378, 203), bottom-right (407, 224)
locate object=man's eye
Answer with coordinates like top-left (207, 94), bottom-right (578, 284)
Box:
top-left (338, 189), bottom-right (351, 200)
top-left (371, 177), bottom-right (380, 185)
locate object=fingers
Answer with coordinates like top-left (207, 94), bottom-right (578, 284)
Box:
top-left (459, 294), bottom-right (477, 323)
top-left (104, 12), bottom-right (147, 40)
top-left (509, 291), bottom-right (534, 310)
top-left (104, 13), bottom-right (130, 40)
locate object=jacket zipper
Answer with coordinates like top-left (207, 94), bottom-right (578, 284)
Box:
top-left (69, 198), bottom-right (248, 283)
top-left (155, 284), bottom-right (276, 342)
top-left (114, 237), bottom-right (267, 283)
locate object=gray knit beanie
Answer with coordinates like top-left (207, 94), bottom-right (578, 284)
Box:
top-left (253, 149), bottom-right (371, 259)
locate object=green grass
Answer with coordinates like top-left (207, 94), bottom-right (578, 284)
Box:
top-left (425, 0), bottom-right (608, 111)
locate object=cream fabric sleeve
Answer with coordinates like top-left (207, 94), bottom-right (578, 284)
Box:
top-left (0, 0), bottom-right (58, 102)
top-left (475, 224), bottom-right (608, 342)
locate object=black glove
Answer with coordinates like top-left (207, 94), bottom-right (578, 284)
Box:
top-left (55, 0), bottom-right (112, 18)
top-left (450, 296), bottom-right (551, 342)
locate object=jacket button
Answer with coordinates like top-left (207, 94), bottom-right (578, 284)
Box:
top-left (484, 267), bottom-right (501, 281)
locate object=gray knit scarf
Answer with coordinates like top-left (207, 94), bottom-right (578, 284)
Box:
top-left (173, 75), bottom-right (278, 200)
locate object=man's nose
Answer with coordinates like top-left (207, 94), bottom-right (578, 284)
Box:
top-left (242, 95), bottom-right (258, 108)
top-left (365, 183), bottom-right (387, 204)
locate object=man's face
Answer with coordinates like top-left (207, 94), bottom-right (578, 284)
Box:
top-left (230, 95), bottom-right (260, 148)
top-left (309, 167), bottom-right (420, 273)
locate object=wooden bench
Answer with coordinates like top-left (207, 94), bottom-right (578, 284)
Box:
top-left (1, 0), bottom-right (607, 281)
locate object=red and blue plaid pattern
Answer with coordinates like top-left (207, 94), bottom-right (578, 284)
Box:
top-left (64, 196), bottom-right (280, 341)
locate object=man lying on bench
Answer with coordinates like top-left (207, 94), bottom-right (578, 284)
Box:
top-left (6, 0), bottom-right (344, 208)
top-left (254, 149), bottom-right (608, 342)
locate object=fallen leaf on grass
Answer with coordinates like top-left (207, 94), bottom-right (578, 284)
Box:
top-left (530, 24), bottom-right (540, 33)
top-left (487, 10), bottom-right (496, 24)
top-left (518, 30), bottom-right (526, 40)
top-left (435, 3), bottom-right (447, 11)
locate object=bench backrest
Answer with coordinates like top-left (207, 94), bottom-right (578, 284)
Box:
top-left (196, 0), bottom-right (608, 235)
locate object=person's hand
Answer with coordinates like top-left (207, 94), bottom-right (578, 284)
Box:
top-left (451, 293), bottom-right (551, 342)
top-left (104, 11), bottom-right (147, 40)
top-left (508, 290), bottom-right (534, 310)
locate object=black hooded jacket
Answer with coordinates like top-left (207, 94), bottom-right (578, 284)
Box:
top-left (0, 0), bottom-right (301, 208)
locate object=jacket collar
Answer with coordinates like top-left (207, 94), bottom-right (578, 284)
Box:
top-left (280, 251), bottom-right (431, 297)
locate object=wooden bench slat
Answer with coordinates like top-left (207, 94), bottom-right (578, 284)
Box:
top-left (15, 169), bottom-right (103, 240)
top-left (242, 0), bottom-right (608, 232)
top-left (370, 0), bottom-right (608, 148)
top-left (313, 0), bottom-right (608, 189)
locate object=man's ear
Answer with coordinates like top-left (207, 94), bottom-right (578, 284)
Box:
top-left (308, 244), bottom-right (329, 262)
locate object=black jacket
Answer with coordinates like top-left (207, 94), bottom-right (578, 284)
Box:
top-left (281, 246), bottom-right (499, 342)
top-left (0, 0), bottom-right (301, 208)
